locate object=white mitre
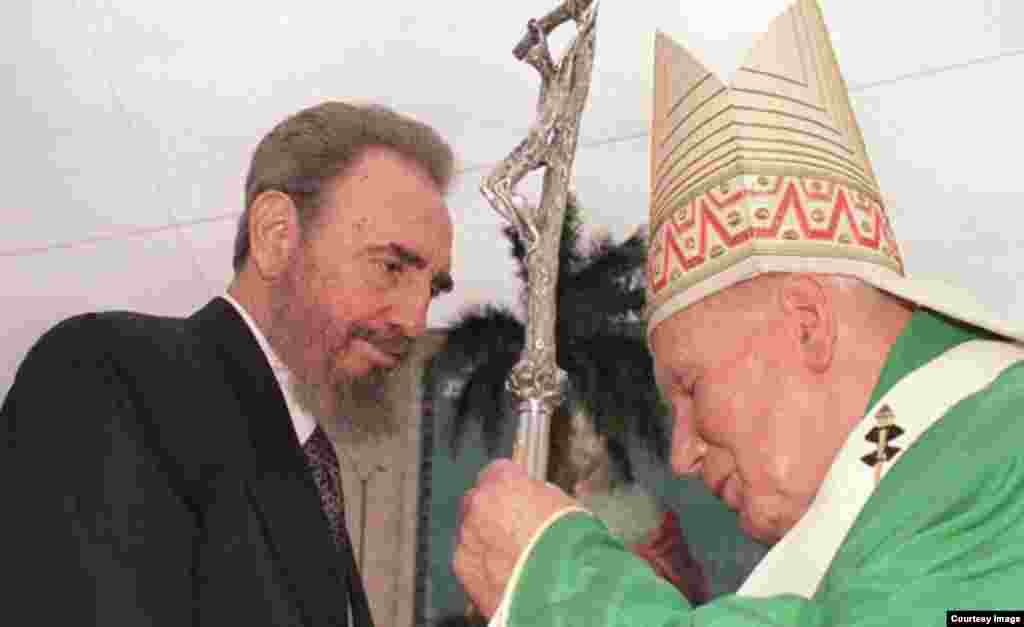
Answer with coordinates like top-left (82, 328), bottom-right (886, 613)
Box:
top-left (646, 0), bottom-right (1024, 343)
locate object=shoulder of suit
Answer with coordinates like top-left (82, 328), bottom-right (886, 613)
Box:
top-left (22, 310), bottom-right (241, 487)
top-left (33, 310), bottom-right (195, 360)
top-left (22, 310), bottom-right (213, 419)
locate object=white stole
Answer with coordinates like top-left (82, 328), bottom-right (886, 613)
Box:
top-left (738, 339), bottom-right (1024, 598)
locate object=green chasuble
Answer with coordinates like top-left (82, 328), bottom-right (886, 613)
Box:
top-left (504, 310), bottom-right (1024, 625)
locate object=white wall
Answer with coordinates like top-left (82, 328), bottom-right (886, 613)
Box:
top-left (4, 0), bottom-right (1023, 397)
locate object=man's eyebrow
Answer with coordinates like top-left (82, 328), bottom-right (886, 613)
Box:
top-left (375, 243), bottom-right (454, 295)
top-left (381, 243), bottom-right (427, 268)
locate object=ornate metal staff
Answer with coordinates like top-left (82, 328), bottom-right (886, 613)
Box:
top-left (479, 0), bottom-right (599, 482)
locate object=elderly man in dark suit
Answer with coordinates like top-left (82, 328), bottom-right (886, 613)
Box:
top-left (2, 102), bottom-right (456, 627)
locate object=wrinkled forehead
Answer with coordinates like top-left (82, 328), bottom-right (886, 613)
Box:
top-left (405, 202), bottom-right (454, 269)
top-left (327, 164), bottom-right (452, 259)
top-left (648, 284), bottom-right (770, 375)
top-left (648, 291), bottom-right (714, 354)
top-left (648, 306), bottom-right (701, 383)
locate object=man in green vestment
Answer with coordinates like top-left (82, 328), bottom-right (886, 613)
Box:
top-left (452, 0), bottom-right (1024, 624)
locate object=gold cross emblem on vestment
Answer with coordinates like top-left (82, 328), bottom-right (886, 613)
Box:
top-left (860, 404), bottom-right (905, 485)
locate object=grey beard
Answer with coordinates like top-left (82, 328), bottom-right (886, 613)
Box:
top-left (266, 257), bottom-right (407, 444)
top-left (288, 369), bottom-right (400, 444)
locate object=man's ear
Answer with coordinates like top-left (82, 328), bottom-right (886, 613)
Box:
top-left (247, 190), bottom-right (301, 279)
top-left (778, 274), bottom-right (836, 372)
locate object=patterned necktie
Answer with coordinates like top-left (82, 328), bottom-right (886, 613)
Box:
top-left (302, 425), bottom-right (375, 627)
top-left (303, 424), bottom-right (350, 553)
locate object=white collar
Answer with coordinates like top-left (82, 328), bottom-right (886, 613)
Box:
top-left (221, 293), bottom-right (317, 445)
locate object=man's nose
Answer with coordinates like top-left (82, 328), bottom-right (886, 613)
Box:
top-left (388, 282), bottom-right (431, 339)
top-left (670, 418), bottom-right (707, 477)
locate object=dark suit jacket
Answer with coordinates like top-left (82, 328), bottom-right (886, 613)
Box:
top-left (2, 298), bottom-right (371, 627)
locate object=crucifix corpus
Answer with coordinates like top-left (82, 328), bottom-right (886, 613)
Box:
top-left (479, 0), bottom-right (599, 482)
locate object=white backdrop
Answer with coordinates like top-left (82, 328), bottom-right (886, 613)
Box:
top-left (4, 0), bottom-right (1023, 397)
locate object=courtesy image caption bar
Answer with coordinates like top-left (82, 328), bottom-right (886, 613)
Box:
top-left (948, 611), bottom-right (1024, 625)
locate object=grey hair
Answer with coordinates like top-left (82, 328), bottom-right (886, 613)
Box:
top-left (232, 101), bottom-right (456, 272)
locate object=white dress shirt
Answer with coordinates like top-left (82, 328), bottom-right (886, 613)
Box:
top-left (222, 293), bottom-right (317, 446)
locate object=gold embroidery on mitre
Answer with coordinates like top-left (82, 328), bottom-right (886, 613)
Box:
top-left (645, 0), bottom-right (905, 325)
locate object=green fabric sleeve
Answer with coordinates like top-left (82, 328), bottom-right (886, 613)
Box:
top-left (507, 363), bottom-right (1024, 626)
top-left (508, 512), bottom-right (822, 626)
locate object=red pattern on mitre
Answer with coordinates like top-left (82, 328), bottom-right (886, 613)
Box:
top-left (645, 0), bottom-right (905, 334)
